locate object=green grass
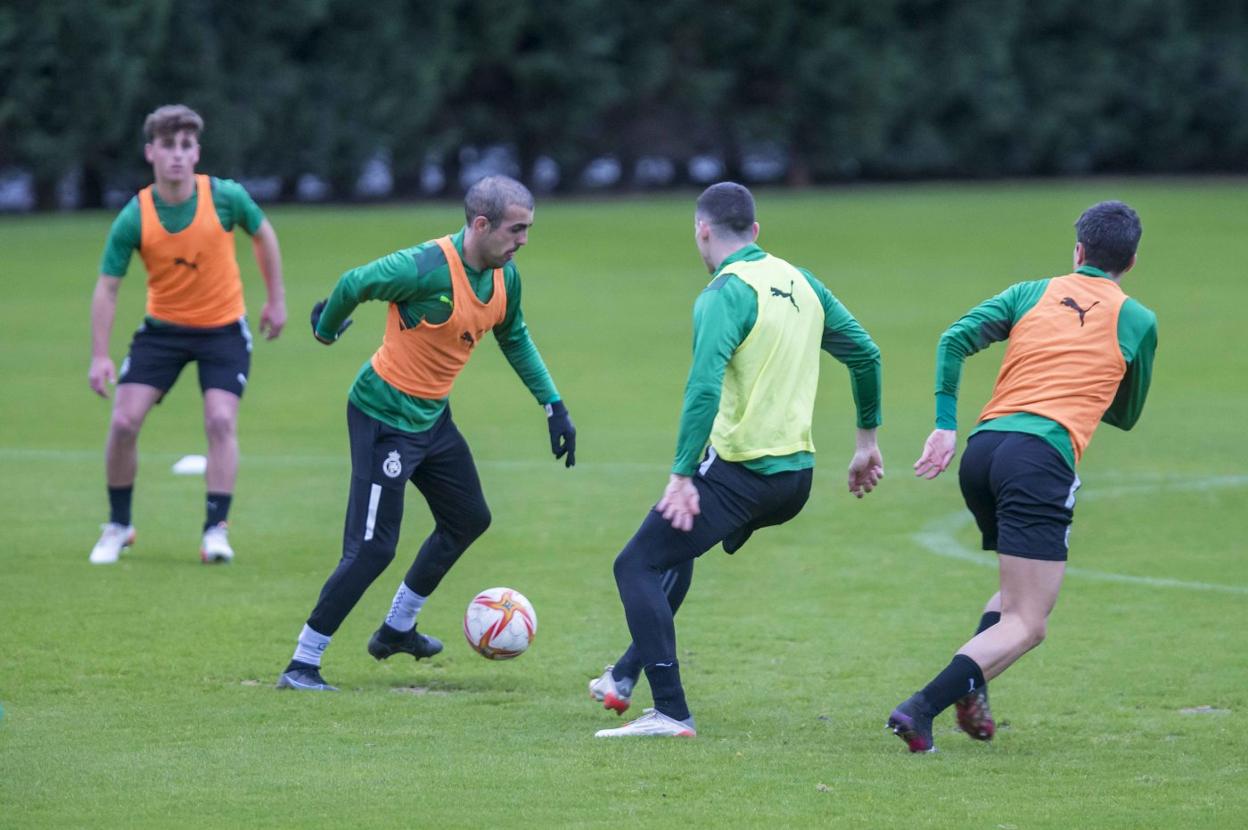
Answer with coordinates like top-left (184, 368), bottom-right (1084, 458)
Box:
top-left (1, 181), bottom-right (1245, 828)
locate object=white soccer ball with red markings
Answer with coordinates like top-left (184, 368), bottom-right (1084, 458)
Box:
top-left (463, 587), bottom-right (537, 660)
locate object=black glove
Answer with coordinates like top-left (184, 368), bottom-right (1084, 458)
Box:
top-left (545, 400), bottom-right (576, 468)
top-left (310, 299), bottom-right (353, 344)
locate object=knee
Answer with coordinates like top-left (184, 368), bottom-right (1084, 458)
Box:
top-left (1020, 617), bottom-right (1048, 650)
top-left (612, 546), bottom-right (646, 585)
top-left (353, 539), bottom-right (397, 574)
top-left (109, 410), bottom-right (143, 442)
top-left (204, 409), bottom-right (237, 442)
top-left (460, 503), bottom-right (491, 543)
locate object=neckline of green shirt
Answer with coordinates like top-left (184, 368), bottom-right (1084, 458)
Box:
top-left (713, 243), bottom-right (765, 276)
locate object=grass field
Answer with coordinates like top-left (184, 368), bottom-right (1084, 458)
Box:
top-left (1, 181), bottom-right (1245, 828)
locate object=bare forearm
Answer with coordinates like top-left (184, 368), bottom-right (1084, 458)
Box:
top-left (856, 427), bottom-right (879, 451)
top-left (252, 220), bottom-right (285, 304)
top-left (91, 277), bottom-right (120, 358)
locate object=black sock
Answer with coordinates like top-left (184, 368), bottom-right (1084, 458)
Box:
top-left (917, 654), bottom-right (986, 717)
top-left (644, 660), bottom-right (690, 721)
top-left (205, 492), bottom-right (232, 531)
top-left (108, 486), bottom-right (133, 527)
top-left (975, 610), bottom-right (1001, 635)
top-left (613, 649), bottom-right (642, 688)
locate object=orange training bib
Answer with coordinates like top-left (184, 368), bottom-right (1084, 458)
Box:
top-left (137, 174), bottom-right (245, 327)
top-left (979, 274), bottom-right (1127, 462)
top-left (370, 236), bottom-right (507, 399)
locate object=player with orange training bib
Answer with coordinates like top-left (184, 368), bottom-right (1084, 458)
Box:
top-left (88, 104), bottom-right (286, 566)
top-left (277, 175), bottom-right (575, 691)
top-left (887, 201), bottom-right (1157, 752)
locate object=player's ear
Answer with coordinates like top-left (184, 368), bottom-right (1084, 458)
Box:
top-left (1073, 241), bottom-right (1086, 267)
top-left (1119, 254), bottom-right (1137, 276)
top-left (471, 215), bottom-right (492, 234)
top-left (750, 221), bottom-right (760, 242)
top-left (144, 143), bottom-right (155, 164)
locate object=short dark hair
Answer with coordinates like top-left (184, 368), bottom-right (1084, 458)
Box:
top-left (464, 175), bottom-right (534, 228)
top-left (143, 104), bottom-right (203, 141)
top-left (696, 182), bottom-right (756, 235)
top-left (1075, 201), bottom-right (1142, 274)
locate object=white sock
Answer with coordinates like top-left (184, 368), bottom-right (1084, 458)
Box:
top-left (292, 624), bottom-right (331, 667)
top-left (384, 583), bottom-right (427, 631)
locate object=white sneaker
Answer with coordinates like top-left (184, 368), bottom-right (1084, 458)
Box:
top-left (200, 522), bottom-right (234, 564)
top-left (594, 708), bottom-right (696, 738)
top-left (588, 665), bottom-right (633, 715)
top-left (89, 523), bottom-right (135, 565)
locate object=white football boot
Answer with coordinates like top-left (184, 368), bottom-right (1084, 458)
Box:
top-left (200, 522), bottom-right (234, 564)
top-left (594, 708), bottom-right (696, 738)
top-left (588, 665), bottom-right (633, 715)
top-left (89, 523), bottom-right (135, 565)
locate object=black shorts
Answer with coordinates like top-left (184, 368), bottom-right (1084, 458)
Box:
top-left (622, 448), bottom-right (814, 569)
top-left (958, 430), bottom-right (1081, 562)
top-left (118, 317), bottom-right (253, 398)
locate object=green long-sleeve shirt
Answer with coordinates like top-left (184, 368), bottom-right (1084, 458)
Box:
top-left (99, 177), bottom-right (265, 278)
top-left (673, 244), bottom-right (882, 476)
top-left (316, 228), bottom-right (559, 434)
top-left (934, 265), bottom-right (1157, 469)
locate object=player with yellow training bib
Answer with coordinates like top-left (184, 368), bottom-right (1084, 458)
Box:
top-left (592, 183), bottom-right (884, 738)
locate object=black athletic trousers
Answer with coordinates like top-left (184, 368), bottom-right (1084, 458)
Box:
top-left (306, 403), bottom-right (491, 636)
top-left (613, 450), bottom-right (813, 671)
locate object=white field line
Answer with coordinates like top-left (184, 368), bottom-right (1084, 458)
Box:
top-left (7, 446), bottom-right (1245, 592)
top-left (911, 475), bottom-right (1248, 596)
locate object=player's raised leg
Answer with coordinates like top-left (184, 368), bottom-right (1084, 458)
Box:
top-left (91, 383), bottom-right (161, 564)
top-left (595, 512), bottom-right (703, 738)
top-left (591, 560), bottom-right (693, 715)
top-left (200, 388), bottom-right (240, 563)
top-left (888, 557), bottom-right (1064, 752)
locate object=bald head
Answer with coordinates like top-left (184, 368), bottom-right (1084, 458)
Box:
top-left (465, 176), bottom-right (535, 228)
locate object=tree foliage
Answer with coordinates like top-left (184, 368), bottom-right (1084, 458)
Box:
top-left (2, 0), bottom-right (1245, 207)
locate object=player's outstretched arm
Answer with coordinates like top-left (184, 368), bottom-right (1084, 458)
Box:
top-left (847, 427), bottom-right (884, 498)
top-left (914, 428), bottom-right (957, 480)
top-left (88, 274), bottom-right (122, 398)
top-left (251, 219), bottom-right (287, 340)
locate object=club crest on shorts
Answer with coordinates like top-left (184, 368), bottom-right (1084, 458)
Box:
top-left (382, 450), bottom-right (402, 479)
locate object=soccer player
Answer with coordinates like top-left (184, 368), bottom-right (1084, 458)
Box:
top-left (276, 175), bottom-right (576, 692)
top-left (887, 200), bottom-right (1157, 752)
top-left (592, 182), bottom-right (883, 737)
top-left (88, 104), bottom-right (287, 565)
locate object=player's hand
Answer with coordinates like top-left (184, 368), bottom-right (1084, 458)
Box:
top-left (310, 299), bottom-right (352, 345)
top-left (658, 474), bottom-right (700, 532)
top-left (88, 356), bottom-right (116, 398)
top-left (545, 400), bottom-right (576, 467)
top-left (260, 298), bottom-right (287, 340)
top-left (914, 429), bottom-right (957, 480)
top-left (847, 431), bottom-right (884, 498)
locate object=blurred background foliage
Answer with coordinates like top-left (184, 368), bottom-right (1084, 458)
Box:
top-left (2, 0), bottom-right (1245, 207)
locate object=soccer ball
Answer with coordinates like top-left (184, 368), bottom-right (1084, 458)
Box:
top-left (463, 587), bottom-right (537, 660)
